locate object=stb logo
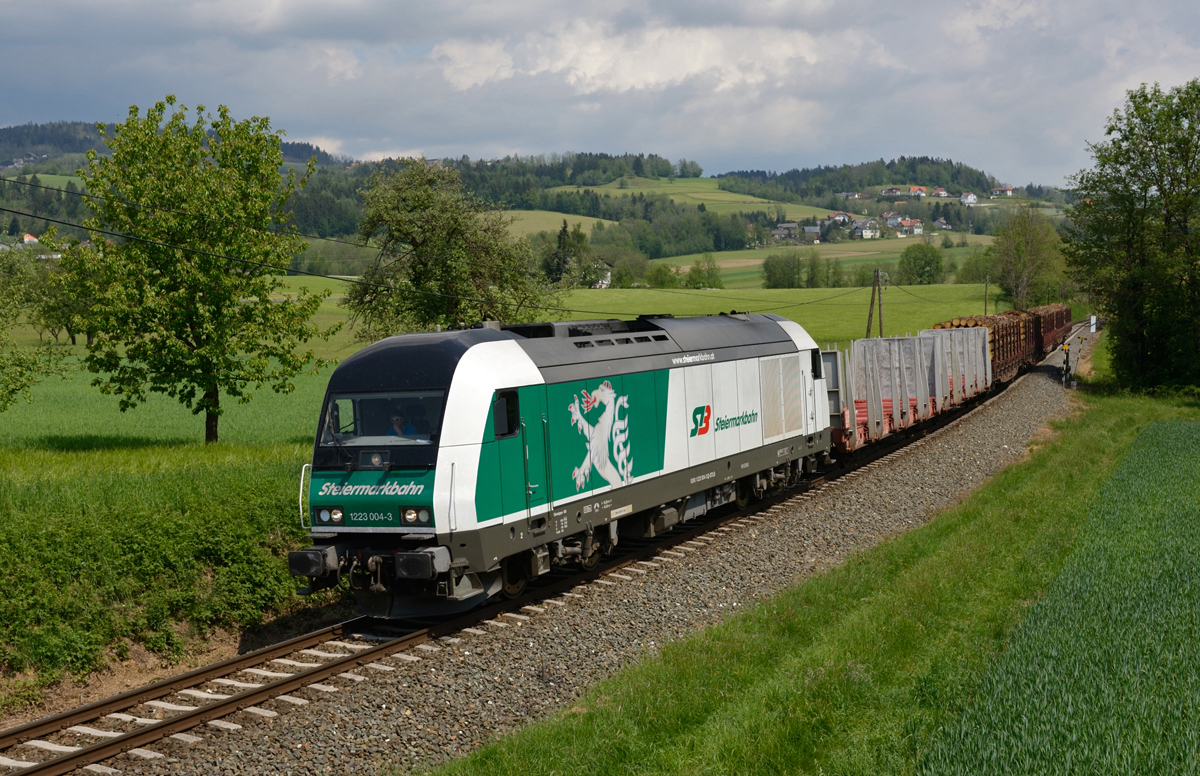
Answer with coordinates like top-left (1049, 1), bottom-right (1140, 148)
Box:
top-left (691, 405), bottom-right (711, 437)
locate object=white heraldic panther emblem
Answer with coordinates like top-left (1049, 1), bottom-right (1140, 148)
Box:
top-left (567, 380), bottom-right (632, 490)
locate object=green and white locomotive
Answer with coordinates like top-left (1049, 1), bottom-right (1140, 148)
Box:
top-left (290, 313), bottom-right (832, 618)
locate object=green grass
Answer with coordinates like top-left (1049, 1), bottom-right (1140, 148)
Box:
top-left (504, 210), bottom-right (616, 237)
top-left (0, 363), bottom-right (346, 713)
top-left (545, 177), bottom-right (829, 220)
top-left (428, 364), bottom-right (1200, 775)
top-left (563, 284), bottom-right (1017, 346)
top-left (920, 417), bottom-right (1200, 774)
top-left (651, 236), bottom-right (995, 289)
top-left (20, 173), bottom-right (83, 189)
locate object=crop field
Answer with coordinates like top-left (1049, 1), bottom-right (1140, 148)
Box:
top-left (503, 209), bottom-right (616, 237)
top-left (921, 419), bottom-right (1200, 774)
top-left (432, 345), bottom-right (1200, 776)
top-left (545, 177), bottom-right (830, 220)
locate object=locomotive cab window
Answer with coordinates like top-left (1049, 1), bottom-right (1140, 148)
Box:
top-left (493, 390), bottom-right (520, 438)
top-left (811, 348), bottom-right (823, 379)
top-left (320, 390), bottom-right (445, 447)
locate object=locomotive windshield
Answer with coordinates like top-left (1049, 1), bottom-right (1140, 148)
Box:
top-left (321, 391), bottom-right (446, 447)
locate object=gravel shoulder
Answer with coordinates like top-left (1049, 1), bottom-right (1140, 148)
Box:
top-left (118, 335), bottom-right (1088, 776)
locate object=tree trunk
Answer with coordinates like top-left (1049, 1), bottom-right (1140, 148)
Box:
top-left (204, 388), bottom-right (219, 444)
top-left (86, 331), bottom-right (94, 347)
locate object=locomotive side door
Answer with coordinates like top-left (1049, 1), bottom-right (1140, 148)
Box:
top-left (493, 386), bottom-right (549, 532)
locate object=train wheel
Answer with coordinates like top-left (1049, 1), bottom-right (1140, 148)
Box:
top-left (578, 548), bottom-right (600, 571)
top-left (500, 556), bottom-right (527, 598)
top-left (735, 479), bottom-right (752, 509)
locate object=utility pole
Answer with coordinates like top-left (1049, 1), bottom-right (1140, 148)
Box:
top-left (984, 275), bottom-right (989, 316)
top-left (877, 271), bottom-right (884, 337)
top-left (865, 268), bottom-right (878, 339)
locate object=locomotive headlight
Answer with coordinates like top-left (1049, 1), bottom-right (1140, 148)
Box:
top-left (403, 508), bottom-right (418, 523)
top-left (318, 508), bottom-right (331, 523)
top-left (418, 509), bottom-right (429, 523)
top-left (330, 508), bottom-right (343, 523)
top-left (369, 452), bottom-right (383, 468)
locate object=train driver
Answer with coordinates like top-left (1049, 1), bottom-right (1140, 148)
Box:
top-left (388, 413), bottom-right (417, 436)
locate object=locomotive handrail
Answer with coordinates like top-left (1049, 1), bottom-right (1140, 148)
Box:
top-left (298, 463), bottom-right (312, 530)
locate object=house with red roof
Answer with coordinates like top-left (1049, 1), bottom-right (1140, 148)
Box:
top-left (909, 186), bottom-right (927, 197)
top-left (932, 187), bottom-right (949, 198)
top-left (899, 219), bottom-right (924, 236)
top-left (991, 186), bottom-right (1014, 197)
top-left (960, 192), bottom-right (978, 205)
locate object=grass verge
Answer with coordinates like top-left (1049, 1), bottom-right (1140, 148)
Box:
top-left (427, 388), bottom-right (1199, 776)
top-left (920, 418), bottom-right (1200, 773)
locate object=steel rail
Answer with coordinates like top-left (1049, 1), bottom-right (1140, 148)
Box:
top-left (0, 616), bottom-right (371, 751)
top-left (4, 347), bottom-right (1069, 775)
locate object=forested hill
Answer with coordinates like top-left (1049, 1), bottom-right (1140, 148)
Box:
top-left (717, 156), bottom-right (999, 201)
top-left (0, 121), bottom-right (109, 161)
top-left (0, 120), bottom-right (342, 165)
top-left (449, 153), bottom-right (703, 207)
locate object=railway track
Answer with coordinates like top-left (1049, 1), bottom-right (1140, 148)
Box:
top-left (0, 347), bottom-right (1066, 775)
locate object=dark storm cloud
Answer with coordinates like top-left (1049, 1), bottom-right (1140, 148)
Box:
top-left (1, 0), bottom-right (1197, 184)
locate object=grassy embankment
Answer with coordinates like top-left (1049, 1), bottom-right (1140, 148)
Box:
top-left (428, 339), bottom-right (1200, 776)
top-left (0, 285), bottom-right (1012, 716)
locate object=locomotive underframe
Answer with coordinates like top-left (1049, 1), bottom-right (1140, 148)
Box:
top-left (292, 429), bottom-right (830, 618)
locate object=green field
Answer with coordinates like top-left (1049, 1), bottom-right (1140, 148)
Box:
top-left (922, 419), bottom-right (1200, 773)
top-left (17, 173), bottom-right (83, 189)
top-left (546, 177), bottom-right (830, 220)
top-left (655, 235), bottom-right (996, 288)
top-left (504, 210), bottom-right (616, 237)
top-left (430, 344), bottom-right (1200, 776)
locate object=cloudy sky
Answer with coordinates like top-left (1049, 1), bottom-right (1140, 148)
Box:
top-left (2, 0), bottom-right (1198, 186)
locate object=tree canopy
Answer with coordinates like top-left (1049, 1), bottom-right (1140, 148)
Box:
top-left (897, 243), bottom-right (944, 285)
top-left (1066, 80), bottom-right (1200, 388)
top-left (0, 248), bottom-right (65, 412)
top-left (990, 205), bottom-right (1063, 309)
top-left (63, 96), bottom-right (335, 443)
top-left (343, 159), bottom-right (557, 339)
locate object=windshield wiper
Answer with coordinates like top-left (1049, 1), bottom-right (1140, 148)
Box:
top-left (325, 417), bottom-right (356, 472)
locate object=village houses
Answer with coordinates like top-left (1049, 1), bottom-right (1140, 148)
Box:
top-left (990, 186), bottom-right (1014, 197)
top-left (960, 192), bottom-right (978, 204)
top-left (932, 187), bottom-right (950, 198)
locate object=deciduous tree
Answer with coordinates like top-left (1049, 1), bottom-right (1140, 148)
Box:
top-left (897, 243), bottom-right (944, 285)
top-left (344, 159), bottom-right (557, 338)
top-left (1066, 80), bottom-right (1200, 387)
top-left (64, 96), bottom-right (335, 443)
top-left (0, 248), bottom-right (65, 412)
top-left (991, 205), bottom-right (1061, 308)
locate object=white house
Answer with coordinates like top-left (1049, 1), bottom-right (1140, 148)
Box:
top-left (991, 186), bottom-right (1014, 197)
top-left (899, 219), bottom-right (924, 236)
top-left (960, 192), bottom-right (978, 205)
top-left (853, 219), bottom-right (880, 239)
top-left (932, 187), bottom-right (950, 198)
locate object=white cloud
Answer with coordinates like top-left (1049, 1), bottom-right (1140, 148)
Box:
top-left (431, 38), bottom-right (513, 90)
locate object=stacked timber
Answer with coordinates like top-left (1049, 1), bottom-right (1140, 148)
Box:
top-left (931, 310), bottom-right (1038, 382)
